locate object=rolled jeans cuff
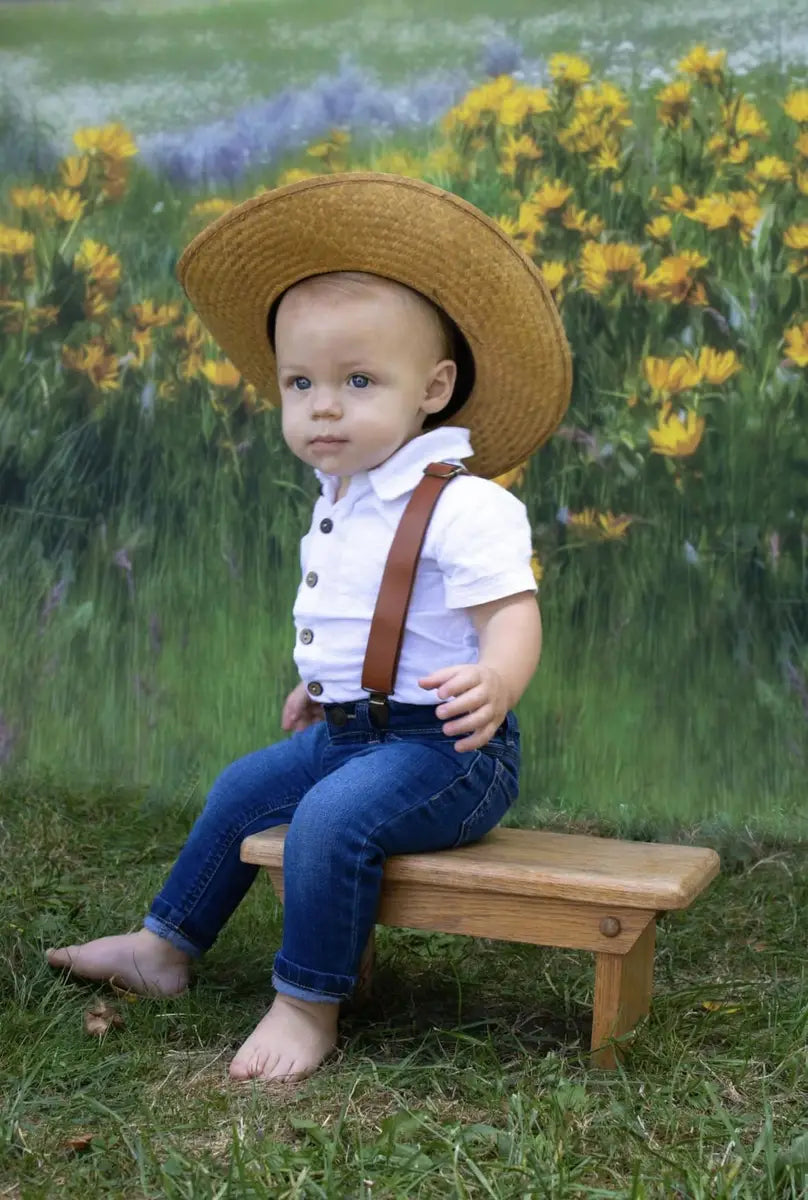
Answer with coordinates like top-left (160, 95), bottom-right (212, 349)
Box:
top-left (273, 951), bottom-right (353, 1002)
top-left (143, 914), bottom-right (204, 959)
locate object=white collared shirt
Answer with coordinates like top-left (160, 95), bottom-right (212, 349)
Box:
top-left (292, 426), bottom-right (537, 705)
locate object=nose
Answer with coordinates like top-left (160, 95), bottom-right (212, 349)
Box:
top-left (309, 386), bottom-right (342, 417)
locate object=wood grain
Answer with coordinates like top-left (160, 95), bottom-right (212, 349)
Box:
top-left (591, 920), bottom-right (656, 1068)
top-left (242, 824), bottom-right (720, 909)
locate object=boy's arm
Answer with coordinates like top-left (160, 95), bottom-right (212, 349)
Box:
top-left (467, 591), bottom-right (542, 709)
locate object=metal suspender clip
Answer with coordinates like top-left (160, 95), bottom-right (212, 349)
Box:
top-left (423, 463), bottom-right (467, 479)
top-left (367, 692), bottom-right (390, 729)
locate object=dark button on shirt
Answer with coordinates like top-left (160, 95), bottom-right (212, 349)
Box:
top-left (299, 628), bottom-right (314, 645)
top-left (319, 518), bottom-right (333, 533)
top-left (308, 681), bottom-right (323, 697)
top-left (305, 571), bottom-right (318, 587)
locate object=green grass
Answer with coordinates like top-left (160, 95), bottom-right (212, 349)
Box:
top-left (1, 0), bottom-right (805, 140)
top-left (1, 780), bottom-right (807, 1197)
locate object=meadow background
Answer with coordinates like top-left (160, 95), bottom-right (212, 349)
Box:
top-left (2, 0), bottom-right (807, 840)
top-left (1, 3), bottom-right (808, 1197)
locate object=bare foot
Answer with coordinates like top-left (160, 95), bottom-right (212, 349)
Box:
top-left (229, 993), bottom-right (339, 1082)
top-left (45, 929), bottom-right (190, 996)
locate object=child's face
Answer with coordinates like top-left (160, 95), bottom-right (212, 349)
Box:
top-left (275, 273), bottom-right (457, 484)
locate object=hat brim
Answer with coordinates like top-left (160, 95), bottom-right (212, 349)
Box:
top-left (176, 172), bottom-right (572, 480)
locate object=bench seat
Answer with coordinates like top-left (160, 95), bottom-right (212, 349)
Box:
top-left (240, 825), bottom-right (720, 1068)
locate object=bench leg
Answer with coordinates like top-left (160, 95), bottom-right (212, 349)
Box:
top-left (591, 918), bottom-right (655, 1069)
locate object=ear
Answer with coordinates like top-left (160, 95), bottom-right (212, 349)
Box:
top-left (421, 359), bottom-right (458, 418)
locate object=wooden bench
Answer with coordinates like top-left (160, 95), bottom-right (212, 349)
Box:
top-left (240, 826), bottom-right (720, 1068)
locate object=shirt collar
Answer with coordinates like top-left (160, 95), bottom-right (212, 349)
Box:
top-left (313, 426), bottom-right (474, 502)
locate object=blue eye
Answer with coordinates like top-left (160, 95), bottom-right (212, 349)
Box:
top-left (291, 377), bottom-right (311, 391)
top-left (349, 374), bottom-right (370, 388)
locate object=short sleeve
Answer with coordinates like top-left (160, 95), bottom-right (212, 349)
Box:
top-left (431, 476), bottom-right (538, 609)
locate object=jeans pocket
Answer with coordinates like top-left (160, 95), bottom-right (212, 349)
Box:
top-left (452, 758), bottom-right (515, 849)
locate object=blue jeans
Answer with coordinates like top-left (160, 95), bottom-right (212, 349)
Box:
top-left (144, 698), bottom-right (520, 1003)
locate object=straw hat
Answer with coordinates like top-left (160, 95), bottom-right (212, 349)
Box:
top-left (177, 172), bottom-right (572, 480)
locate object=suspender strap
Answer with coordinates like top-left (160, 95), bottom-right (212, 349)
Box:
top-left (361, 461), bottom-right (468, 724)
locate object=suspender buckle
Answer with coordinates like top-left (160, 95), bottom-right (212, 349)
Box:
top-left (423, 463), bottom-right (467, 479)
top-left (367, 692), bottom-right (390, 729)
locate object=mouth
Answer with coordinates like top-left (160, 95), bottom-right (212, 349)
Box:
top-left (309, 437), bottom-right (347, 446)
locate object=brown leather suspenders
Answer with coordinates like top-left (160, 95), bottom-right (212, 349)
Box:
top-left (360, 460), bottom-right (469, 727)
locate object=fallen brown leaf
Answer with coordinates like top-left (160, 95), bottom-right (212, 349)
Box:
top-left (64, 1132), bottom-right (95, 1153)
top-left (84, 1000), bottom-right (124, 1037)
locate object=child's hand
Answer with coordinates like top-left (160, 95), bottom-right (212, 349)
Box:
top-left (418, 664), bottom-right (509, 752)
top-left (281, 680), bottom-right (325, 733)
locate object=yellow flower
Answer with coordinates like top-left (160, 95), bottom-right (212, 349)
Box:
top-left (580, 241), bottom-right (644, 295)
top-left (190, 197), bottom-right (234, 218)
top-left (798, 170), bottom-right (808, 196)
top-left (276, 167), bottom-right (318, 186)
top-left (60, 155), bottom-right (90, 189)
top-left (726, 140), bottom-right (751, 165)
top-left (649, 402), bottom-right (705, 456)
top-left (796, 132), bottom-right (808, 158)
top-left (306, 128), bottom-right (350, 159)
top-left (62, 340), bottom-right (120, 391)
top-left (677, 45), bottom-right (726, 85)
top-left (10, 185), bottom-right (48, 210)
top-left (495, 214), bottom-right (520, 240)
top-left (174, 313), bottom-right (205, 350)
top-left (751, 155), bottom-right (791, 183)
top-left (643, 355), bottom-right (703, 395)
top-left (0, 225), bottom-right (35, 255)
top-left (657, 81), bottom-right (692, 128)
top-left (591, 140), bottom-right (621, 172)
top-left (441, 75), bottom-right (515, 131)
top-left (530, 552), bottom-right (543, 584)
top-left (645, 215), bottom-right (673, 240)
top-left (562, 206), bottom-right (604, 237)
top-left (566, 507), bottom-right (598, 532)
top-left (371, 149), bottom-right (425, 178)
top-left (201, 360), bottom-right (241, 388)
top-left (131, 327), bottom-right (153, 367)
top-left (698, 347), bottom-right (741, 384)
top-left (84, 287), bottom-right (111, 321)
top-left (74, 238), bottom-right (122, 295)
top-left (784, 89), bottom-right (808, 124)
top-left (598, 512), bottom-right (633, 539)
top-left (637, 250), bottom-right (708, 306)
top-left (661, 184), bottom-right (693, 213)
top-left (131, 299), bottom-right (182, 328)
top-left (721, 97), bottom-right (768, 140)
top-left (498, 86), bottom-right (551, 126)
top-left (548, 53), bottom-right (591, 87)
top-left (531, 178), bottom-right (574, 215)
top-left (686, 191), bottom-right (762, 242)
top-left (0, 298), bottom-right (59, 334)
top-left (575, 82), bottom-right (632, 126)
top-left (784, 224), bottom-right (808, 251)
top-left (73, 122), bottom-right (138, 160)
top-left (556, 114), bottom-right (607, 155)
top-left (181, 351), bottom-right (204, 380)
top-left (423, 143), bottom-right (463, 177)
top-left (500, 132), bottom-right (542, 168)
top-left (48, 189), bottom-right (85, 222)
top-left (540, 260), bottom-right (568, 292)
top-left (783, 322), bottom-right (808, 367)
top-left (493, 461), bottom-right (528, 489)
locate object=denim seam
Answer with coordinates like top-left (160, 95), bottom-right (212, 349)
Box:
top-left (452, 758), bottom-right (507, 849)
top-left (272, 960), bottom-right (349, 1000)
top-left (170, 791), bottom-right (303, 934)
top-left (345, 747), bottom-right (484, 972)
